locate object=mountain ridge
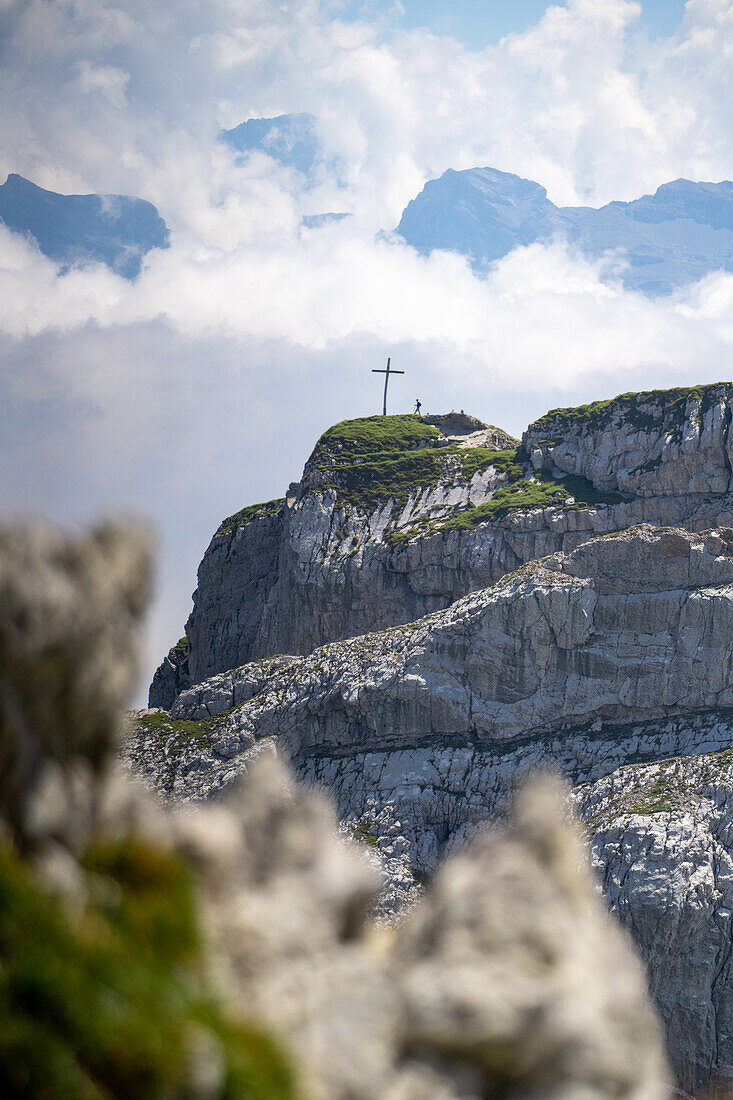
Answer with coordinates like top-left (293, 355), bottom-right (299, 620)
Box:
top-left (150, 382), bottom-right (733, 707)
top-left (396, 166), bottom-right (733, 294)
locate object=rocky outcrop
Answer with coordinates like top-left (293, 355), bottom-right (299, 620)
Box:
top-left (148, 634), bottom-right (191, 708)
top-left (0, 520), bottom-right (670, 1100)
top-left (139, 384), bottom-right (733, 1093)
top-left (573, 747), bottom-right (733, 1094)
top-left (0, 520), bottom-right (152, 850)
top-left (132, 524), bottom-right (733, 870)
top-left (153, 384), bottom-right (733, 710)
top-left (524, 383), bottom-right (733, 497)
top-left (182, 499), bottom-right (285, 691)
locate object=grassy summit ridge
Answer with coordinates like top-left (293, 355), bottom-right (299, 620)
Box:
top-left (531, 381), bottom-right (731, 436)
top-left (211, 413), bottom-right (629, 549)
top-left (305, 414), bottom-right (522, 513)
top-left (309, 414), bottom-right (442, 459)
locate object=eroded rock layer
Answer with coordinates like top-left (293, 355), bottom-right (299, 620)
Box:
top-left (133, 525), bottom-right (733, 867)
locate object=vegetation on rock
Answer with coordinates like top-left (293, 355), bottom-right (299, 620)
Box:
top-left (216, 499), bottom-right (284, 539)
top-left (303, 415), bottom-right (523, 514)
top-left (530, 382), bottom-right (730, 437)
top-left (0, 837), bottom-right (296, 1099)
top-left (385, 469), bottom-right (623, 547)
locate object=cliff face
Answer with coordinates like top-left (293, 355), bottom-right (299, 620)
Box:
top-left (574, 748), bottom-right (733, 1093)
top-left (137, 384), bottom-right (733, 1091)
top-left (524, 382), bottom-right (733, 496)
top-left (151, 385), bottom-right (733, 708)
top-left (136, 524), bottom-right (733, 861)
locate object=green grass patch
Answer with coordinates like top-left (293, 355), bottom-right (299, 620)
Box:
top-left (385, 470), bottom-right (623, 547)
top-left (0, 838), bottom-right (297, 1099)
top-left (352, 823), bottom-right (379, 848)
top-left (129, 712), bottom-right (226, 793)
top-left (216, 499), bottom-right (284, 539)
top-left (134, 710), bottom-right (219, 750)
top-left (309, 414), bottom-right (441, 463)
top-left (305, 415), bottom-right (525, 515)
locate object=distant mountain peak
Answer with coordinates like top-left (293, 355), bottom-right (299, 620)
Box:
top-left (0, 173), bottom-right (169, 279)
top-left (219, 112), bottom-right (320, 176)
top-left (396, 166), bottom-right (733, 294)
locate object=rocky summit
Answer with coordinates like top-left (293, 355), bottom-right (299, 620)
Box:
top-left (137, 382), bottom-right (733, 1093)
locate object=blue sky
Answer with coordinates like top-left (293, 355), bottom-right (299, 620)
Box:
top-left (1, 0), bottom-right (733, 699)
top-left (350, 0), bottom-right (688, 48)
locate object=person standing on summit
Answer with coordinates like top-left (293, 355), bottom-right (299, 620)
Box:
top-left (414, 399), bottom-right (422, 415)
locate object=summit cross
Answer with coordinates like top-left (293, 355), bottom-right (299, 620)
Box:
top-left (372, 357), bottom-right (405, 416)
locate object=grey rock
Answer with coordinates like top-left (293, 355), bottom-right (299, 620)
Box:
top-left (395, 775), bottom-right (668, 1100)
top-left (573, 748), bottom-right (733, 1094)
top-left (184, 499), bottom-right (285, 690)
top-left (156, 385), bottom-right (733, 705)
top-left (130, 524), bottom-right (733, 871)
top-left (340, 799), bottom-right (423, 922)
top-left (0, 519), bottom-right (670, 1099)
top-left (149, 635), bottom-right (191, 709)
top-left (523, 384), bottom-right (733, 497)
top-left (0, 520), bottom-right (152, 850)
top-left (172, 757), bottom-right (670, 1099)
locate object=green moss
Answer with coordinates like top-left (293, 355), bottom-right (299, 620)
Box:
top-left (352, 823), bottom-right (379, 848)
top-left (216, 499), bottom-right (284, 539)
top-left (0, 838), bottom-right (297, 1099)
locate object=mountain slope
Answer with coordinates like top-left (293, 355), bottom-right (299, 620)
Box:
top-left (396, 166), bottom-right (733, 294)
top-left (132, 522), bottom-right (733, 1090)
top-left (574, 748), bottom-right (733, 1092)
top-left (151, 385), bottom-right (733, 709)
top-left (134, 386), bottom-right (733, 1092)
top-left (0, 173), bottom-right (169, 278)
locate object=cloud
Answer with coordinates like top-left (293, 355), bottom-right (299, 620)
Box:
top-left (73, 60), bottom-right (130, 109)
top-left (2, 0), bottom-right (733, 228)
top-left (1, 215), bottom-right (731, 393)
top-left (3, 0), bottom-right (733, 699)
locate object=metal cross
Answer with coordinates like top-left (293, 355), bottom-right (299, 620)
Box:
top-left (372, 357), bottom-right (405, 416)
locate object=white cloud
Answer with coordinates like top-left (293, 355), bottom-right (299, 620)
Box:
top-left (3, 0), bottom-right (733, 698)
top-left (73, 60), bottom-right (130, 108)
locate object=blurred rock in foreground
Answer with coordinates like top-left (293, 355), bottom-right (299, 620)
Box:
top-left (0, 521), bottom-right (670, 1098)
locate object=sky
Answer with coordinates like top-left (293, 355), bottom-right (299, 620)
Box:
top-left (380, 0), bottom-right (688, 48)
top-left (2, 0), bottom-right (733, 703)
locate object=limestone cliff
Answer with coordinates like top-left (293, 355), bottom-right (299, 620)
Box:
top-left (139, 383), bottom-right (733, 1092)
top-left (133, 524), bottom-right (733, 864)
top-left (573, 748), bottom-right (733, 1094)
top-left (152, 385), bottom-right (733, 709)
